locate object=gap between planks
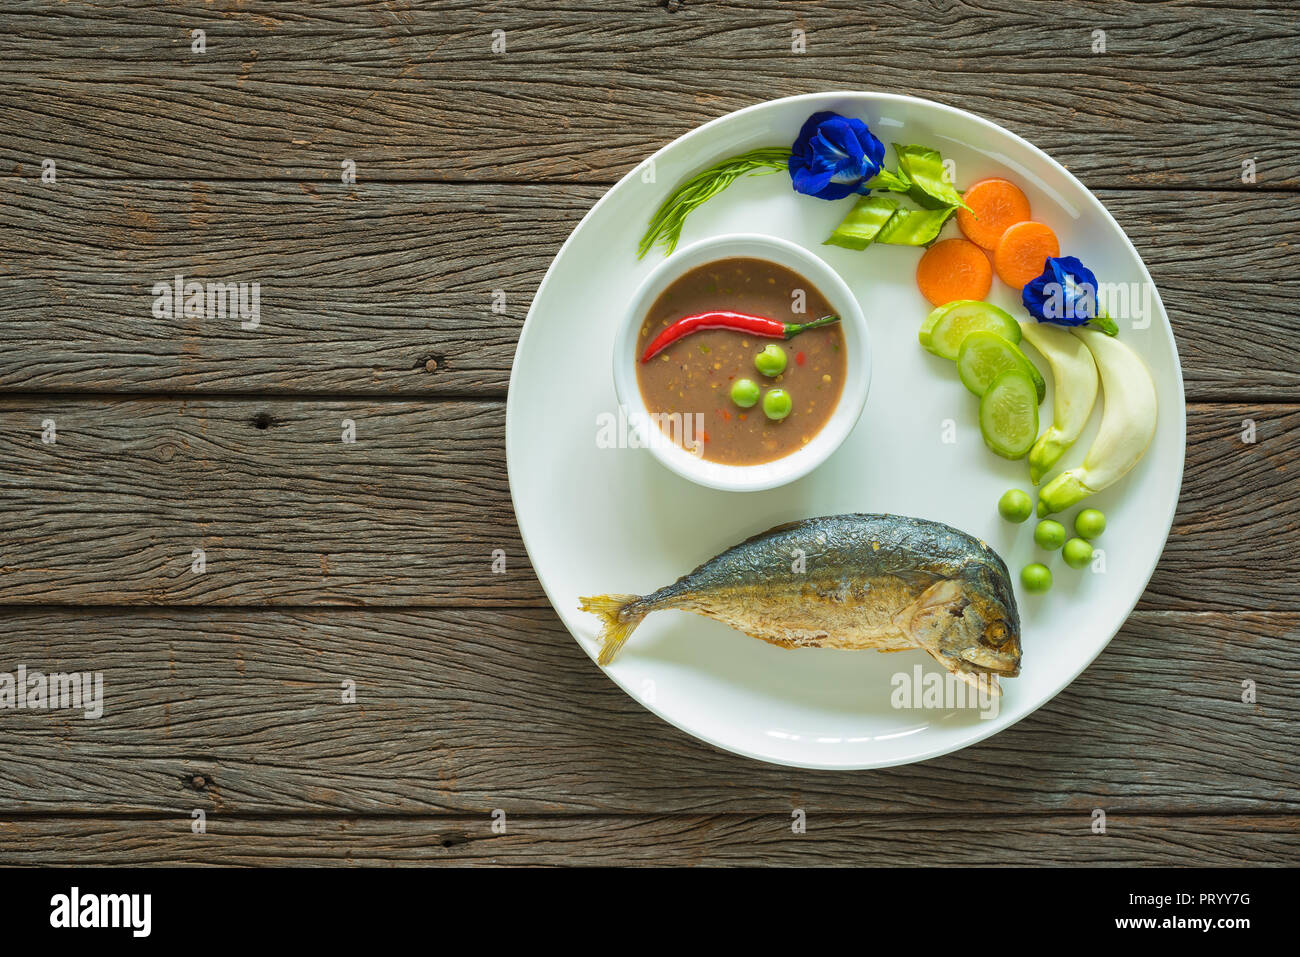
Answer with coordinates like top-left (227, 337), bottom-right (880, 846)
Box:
top-left (1, 809), bottom-right (1298, 821)
top-left (1, 813), bottom-right (1294, 866)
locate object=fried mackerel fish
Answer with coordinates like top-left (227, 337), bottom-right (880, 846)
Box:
top-left (580, 513), bottom-right (1021, 692)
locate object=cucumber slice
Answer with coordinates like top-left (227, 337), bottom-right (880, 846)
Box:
top-left (919, 299), bottom-right (984, 350)
top-left (917, 301), bottom-right (955, 350)
top-left (957, 331), bottom-right (1047, 403)
top-left (922, 301), bottom-right (1021, 360)
top-left (979, 370), bottom-right (1039, 460)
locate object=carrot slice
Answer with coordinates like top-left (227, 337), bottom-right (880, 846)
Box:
top-left (957, 178), bottom-right (1031, 250)
top-left (916, 238), bottom-right (993, 307)
top-left (994, 220), bottom-right (1060, 289)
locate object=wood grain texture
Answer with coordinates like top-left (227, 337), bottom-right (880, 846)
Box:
top-left (0, 179), bottom-right (550, 396)
top-left (0, 398), bottom-right (540, 604)
top-left (1, 0), bottom-right (1295, 867)
top-left (0, 1), bottom-right (1296, 186)
top-left (0, 608), bottom-right (1293, 815)
top-left (0, 399), bottom-right (1294, 609)
top-left (1139, 404), bottom-right (1299, 611)
top-left (0, 814), bottom-right (1294, 866)
top-left (1, 180), bottom-right (1297, 398)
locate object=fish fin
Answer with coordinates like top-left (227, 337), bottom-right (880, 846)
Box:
top-left (740, 629), bottom-right (800, 650)
top-left (892, 579), bottom-right (963, 663)
top-left (891, 580), bottom-right (961, 638)
top-left (578, 594), bottom-right (646, 666)
top-left (746, 518), bottom-right (813, 541)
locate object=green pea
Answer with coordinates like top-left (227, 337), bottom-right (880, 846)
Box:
top-left (1075, 508), bottom-right (1106, 540)
top-left (1020, 563), bottom-right (1052, 593)
top-left (1034, 519), bottom-right (1066, 551)
top-left (730, 378), bottom-right (760, 408)
top-left (762, 388), bottom-right (793, 420)
top-left (754, 343), bottom-right (788, 377)
top-left (1063, 537), bottom-right (1094, 569)
top-left (997, 489), bottom-right (1033, 524)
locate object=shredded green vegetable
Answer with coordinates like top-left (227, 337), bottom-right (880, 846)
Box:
top-left (638, 148), bottom-right (792, 258)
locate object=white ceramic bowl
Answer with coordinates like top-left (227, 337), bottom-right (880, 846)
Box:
top-left (612, 233), bottom-right (871, 492)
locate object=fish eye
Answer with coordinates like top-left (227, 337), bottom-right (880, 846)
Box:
top-left (983, 621), bottom-right (1010, 646)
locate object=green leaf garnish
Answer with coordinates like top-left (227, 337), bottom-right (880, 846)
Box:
top-left (874, 205), bottom-right (957, 245)
top-left (823, 195), bottom-right (900, 249)
top-left (866, 146), bottom-right (970, 211)
top-left (828, 143), bottom-right (968, 249)
top-left (892, 144), bottom-right (971, 212)
top-left (1090, 310), bottom-right (1119, 336)
top-left (862, 168), bottom-right (911, 194)
top-left (824, 196), bottom-right (956, 250)
top-left (638, 148), bottom-right (792, 258)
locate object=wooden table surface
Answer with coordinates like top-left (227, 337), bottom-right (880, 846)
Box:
top-left (1, 0), bottom-right (1297, 866)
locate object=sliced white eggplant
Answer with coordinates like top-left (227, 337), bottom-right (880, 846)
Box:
top-left (1037, 327), bottom-right (1158, 516)
top-left (1018, 321), bottom-right (1099, 485)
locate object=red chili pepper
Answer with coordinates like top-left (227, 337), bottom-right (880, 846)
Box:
top-left (640, 311), bottom-right (841, 363)
top-left (795, 351), bottom-right (806, 366)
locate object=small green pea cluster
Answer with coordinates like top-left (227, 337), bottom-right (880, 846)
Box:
top-left (997, 489), bottom-right (1106, 594)
top-left (730, 344), bottom-right (793, 421)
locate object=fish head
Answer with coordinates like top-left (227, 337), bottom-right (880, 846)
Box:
top-left (895, 565), bottom-right (1022, 685)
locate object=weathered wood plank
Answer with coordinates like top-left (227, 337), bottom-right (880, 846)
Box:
top-left (0, 398), bottom-right (541, 604)
top-left (0, 400), bottom-right (1294, 608)
top-left (0, 608), bottom-right (1293, 814)
top-left (1, 181), bottom-right (1296, 398)
top-left (0, 813), bottom-right (1294, 866)
top-left (1139, 403), bottom-right (1298, 611)
top-left (0, 1), bottom-right (1296, 187)
top-left (0, 180), bottom-right (549, 396)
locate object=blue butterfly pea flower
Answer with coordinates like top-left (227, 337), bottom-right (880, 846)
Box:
top-left (1022, 256), bottom-right (1102, 326)
top-left (788, 111), bottom-right (886, 201)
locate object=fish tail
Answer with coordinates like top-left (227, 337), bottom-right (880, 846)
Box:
top-left (578, 594), bottom-right (647, 665)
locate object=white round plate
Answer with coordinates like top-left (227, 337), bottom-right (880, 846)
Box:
top-left (506, 91), bottom-right (1185, 770)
